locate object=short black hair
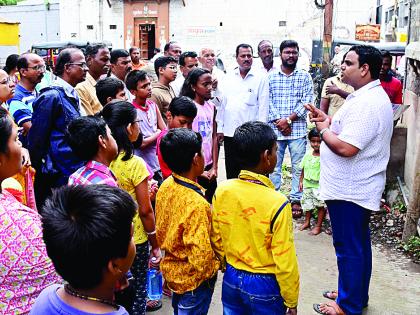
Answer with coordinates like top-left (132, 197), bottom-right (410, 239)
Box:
top-left (154, 56), bottom-right (177, 78)
top-left (3, 54), bottom-right (19, 74)
top-left (66, 116), bottom-right (108, 161)
top-left (381, 50), bottom-right (392, 61)
top-left (110, 49), bottom-right (130, 64)
top-left (95, 77), bottom-right (125, 106)
top-left (236, 43), bottom-right (253, 57)
top-left (129, 47), bottom-right (139, 54)
top-left (349, 45), bottom-right (382, 80)
top-left (308, 127), bottom-right (320, 140)
top-left (179, 51), bottom-right (197, 66)
top-left (168, 96), bottom-right (197, 118)
top-left (54, 48), bottom-right (81, 76)
top-left (126, 70), bottom-right (148, 91)
top-left (180, 67), bottom-right (210, 99)
top-left (279, 40), bottom-right (299, 53)
top-left (16, 53), bottom-right (30, 72)
top-left (257, 40), bottom-right (273, 52)
top-left (100, 100), bottom-right (138, 161)
top-left (160, 128), bottom-right (202, 174)
top-left (41, 185), bottom-right (136, 290)
top-left (233, 121), bottom-right (277, 169)
top-left (0, 107), bottom-right (13, 154)
top-left (85, 43), bottom-right (108, 58)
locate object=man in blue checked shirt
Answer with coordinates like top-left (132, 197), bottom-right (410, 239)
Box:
top-left (259, 40), bottom-right (314, 216)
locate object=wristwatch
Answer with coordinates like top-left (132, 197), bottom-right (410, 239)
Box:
top-left (320, 128), bottom-right (329, 139)
top-left (286, 117), bottom-right (292, 125)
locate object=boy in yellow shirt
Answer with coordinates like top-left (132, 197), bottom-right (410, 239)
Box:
top-left (211, 121), bottom-right (299, 315)
top-left (156, 128), bottom-right (219, 314)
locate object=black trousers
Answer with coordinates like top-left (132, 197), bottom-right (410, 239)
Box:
top-left (197, 163), bottom-right (217, 203)
top-left (223, 136), bottom-right (241, 180)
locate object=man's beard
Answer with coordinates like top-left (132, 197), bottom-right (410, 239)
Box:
top-left (282, 58), bottom-right (297, 69)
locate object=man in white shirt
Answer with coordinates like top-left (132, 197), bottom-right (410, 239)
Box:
top-left (199, 47), bottom-right (226, 109)
top-left (216, 43), bottom-right (268, 179)
top-left (257, 40), bottom-right (280, 75)
top-left (306, 45), bottom-right (393, 315)
top-left (171, 51), bottom-right (199, 96)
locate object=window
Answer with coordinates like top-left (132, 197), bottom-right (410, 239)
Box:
top-left (87, 25), bottom-right (94, 30)
top-left (110, 25), bottom-right (117, 29)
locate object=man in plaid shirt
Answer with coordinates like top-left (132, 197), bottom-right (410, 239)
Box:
top-left (259, 40), bottom-right (313, 214)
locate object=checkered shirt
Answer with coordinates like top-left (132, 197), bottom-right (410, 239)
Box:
top-left (267, 68), bottom-right (313, 140)
top-left (68, 160), bottom-right (118, 187)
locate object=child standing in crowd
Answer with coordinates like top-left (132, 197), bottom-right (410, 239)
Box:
top-left (157, 96), bottom-right (197, 179)
top-left (67, 116), bottom-right (118, 186)
top-left (101, 101), bottom-right (162, 315)
top-left (96, 77), bottom-right (128, 106)
top-left (126, 70), bottom-right (166, 184)
top-left (151, 56), bottom-right (177, 123)
top-left (156, 128), bottom-right (219, 314)
top-left (298, 128), bottom-right (326, 235)
top-left (180, 68), bottom-right (218, 202)
top-left (31, 185), bottom-right (136, 315)
top-left (211, 121), bottom-right (299, 315)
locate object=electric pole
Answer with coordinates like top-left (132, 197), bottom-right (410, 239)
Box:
top-left (322, 0), bottom-right (333, 74)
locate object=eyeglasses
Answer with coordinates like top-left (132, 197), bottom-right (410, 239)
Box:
top-left (27, 64), bottom-right (46, 71)
top-left (133, 119), bottom-right (142, 124)
top-left (282, 51), bottom-right (300, 56)
top-left (165, 65), bottom-right (177, 71)
top-left (0, 76), bottom-right (13, 85)
top-left (66, 62), bottom-right (88, 69)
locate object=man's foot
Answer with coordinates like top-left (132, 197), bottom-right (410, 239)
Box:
top-left (299, 222), bottom-right (310, 231)
top-left (309, 226), bottom-right (322, 235)
top-left (313, 301), bottom-right (345, 315)
top-left (322, 290), bottom-right (338, 300)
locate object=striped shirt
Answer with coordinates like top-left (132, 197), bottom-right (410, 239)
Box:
top-left (68, 160), bottom-right (118, 187)
top-left (266, 68), bottom-right (313, 140)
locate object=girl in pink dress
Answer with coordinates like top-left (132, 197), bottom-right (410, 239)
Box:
top-left (180, 68), bottom-right (218, 202)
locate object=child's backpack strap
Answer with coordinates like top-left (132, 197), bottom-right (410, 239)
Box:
top-left (270, 200), bottom-right (290, 233)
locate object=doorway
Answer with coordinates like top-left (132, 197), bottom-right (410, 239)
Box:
top-left (139, 24), bottom-right (155, 60)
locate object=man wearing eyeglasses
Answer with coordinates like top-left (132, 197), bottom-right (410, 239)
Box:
top-left (259, 40), bottom-right (313, 217)
top-left (7, 53), bottom-right (45, 147)
top-left (28, 48), bottom-right (87, 210)
top-left (171, 51), bottom-right (199, 96)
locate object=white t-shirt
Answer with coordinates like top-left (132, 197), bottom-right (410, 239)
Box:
top-left (320, 80), bottom-right (393, 211)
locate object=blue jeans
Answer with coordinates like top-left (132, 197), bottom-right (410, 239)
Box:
top-left (172, 275), bottom-right (217, 315)
top-left (269, 137), bottom-right (306, 201)
top-left (327, 200), bottom-right (372, 315)
top-left (222, 264), bottom-right (286, 315)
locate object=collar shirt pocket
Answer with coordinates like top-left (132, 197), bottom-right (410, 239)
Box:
top-left (244, 89), bottom-right (258, 106)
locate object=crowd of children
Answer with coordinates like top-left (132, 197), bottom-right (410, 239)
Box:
top-left (0, 47), bottom-right (330, 315)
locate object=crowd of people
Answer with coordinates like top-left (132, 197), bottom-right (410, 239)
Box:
top-left (0, 38), bottom-right (397, 315)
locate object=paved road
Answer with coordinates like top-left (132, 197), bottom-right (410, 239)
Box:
top-left (151, 147), bottom-right (420, 315)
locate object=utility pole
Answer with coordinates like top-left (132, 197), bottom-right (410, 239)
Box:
top-left (322, 0), bottom-right (333, 74)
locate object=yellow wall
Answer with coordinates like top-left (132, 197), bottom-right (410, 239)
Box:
top-left (0, 23), bottom-right (20, 46)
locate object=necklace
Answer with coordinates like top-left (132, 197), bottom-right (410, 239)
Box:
top-left (64, 284), bottom-right (118, 309)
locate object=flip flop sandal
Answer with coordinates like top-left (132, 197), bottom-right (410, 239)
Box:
top-left (146, 300), bottom-right (162, 312)
top-left (313, 303), bottom-right (345, 315)
top-left (322, 290), bottom-right (338, 300)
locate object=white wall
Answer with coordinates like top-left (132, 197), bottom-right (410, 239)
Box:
top-left (0, 0), bottom-right (60, 52)
top-left (59, 0), bottom-right (124, 48)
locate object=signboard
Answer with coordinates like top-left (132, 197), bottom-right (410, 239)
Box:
top-left (355, 24), bottom-right (381, 42)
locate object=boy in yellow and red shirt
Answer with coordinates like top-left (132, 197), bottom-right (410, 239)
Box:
top-left (211, 121), bottom-right (299, 314)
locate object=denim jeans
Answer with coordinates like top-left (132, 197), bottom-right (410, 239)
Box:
top-left (269, 137), bottom-right (306, 201)
top-left (172, 275), bottom-right (217, 315)
top-left (222, 264), bottom-right (286, 315)
top-left (327, 200), bottom-right (372, 315)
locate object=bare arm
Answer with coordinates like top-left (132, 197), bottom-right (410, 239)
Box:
top-left (320, 98), bottom-right (330, 115)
